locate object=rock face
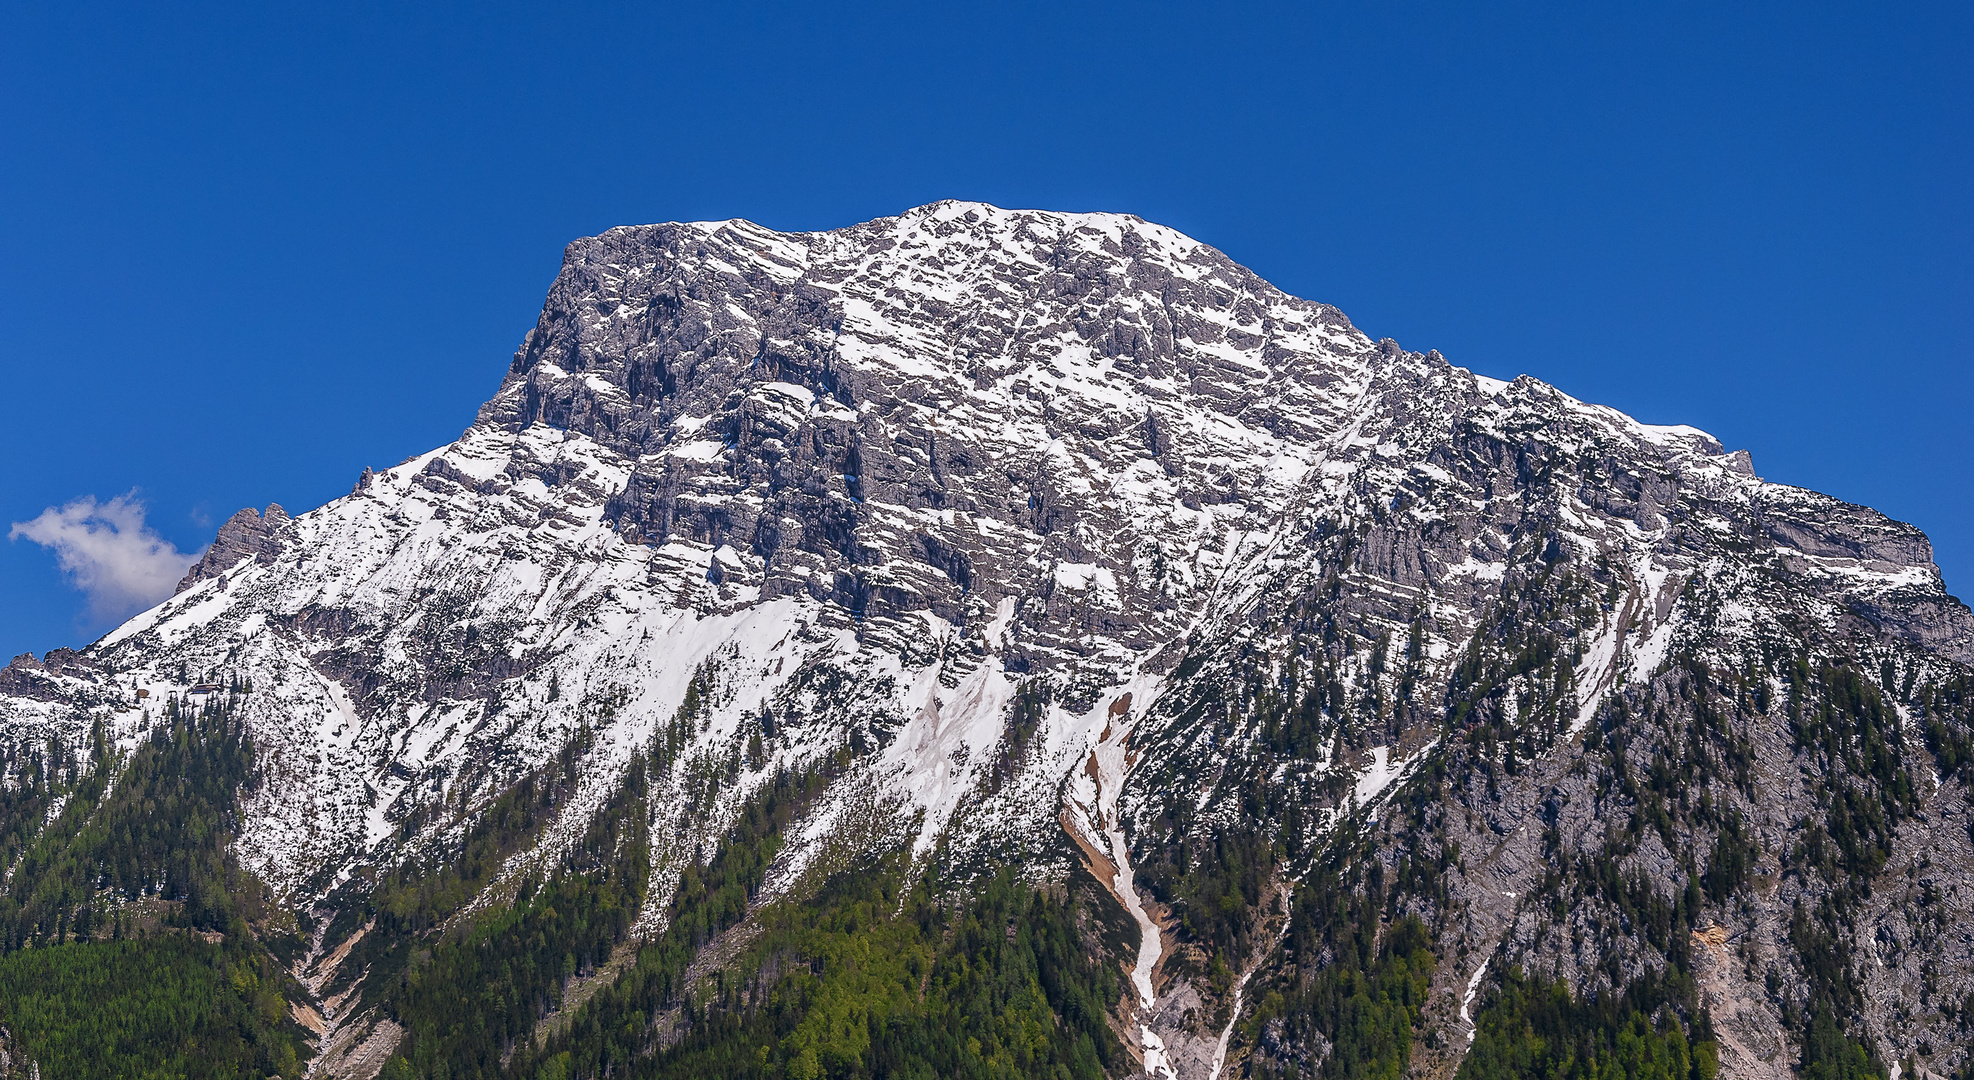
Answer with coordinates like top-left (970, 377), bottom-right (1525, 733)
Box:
top-left (478, 206), bottom-right (1378, 675)
top-left (3, 201), bottom-right (1971, 1079)
top-left (175, 503), bottom-right (292, 593)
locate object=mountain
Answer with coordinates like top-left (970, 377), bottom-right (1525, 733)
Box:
top-left (2, 201), bottom-right (1970, 1080)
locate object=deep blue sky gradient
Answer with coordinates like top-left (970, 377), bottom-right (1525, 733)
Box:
top-left (2, 1), bottom-right (1969, 658)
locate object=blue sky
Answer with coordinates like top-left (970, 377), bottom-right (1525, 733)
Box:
top-left (2, 1), bottom-right (1968, 659)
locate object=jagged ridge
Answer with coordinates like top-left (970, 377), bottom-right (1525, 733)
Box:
top-left (2, 201), bottom-right (1970, 1080)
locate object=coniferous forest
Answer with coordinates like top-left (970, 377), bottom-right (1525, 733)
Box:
top-left (0, 690), bottom-right (307, 1078)
top-left (3, 648), bottom-right (1960, 1078)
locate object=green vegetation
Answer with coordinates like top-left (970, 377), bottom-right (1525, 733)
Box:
top-left (0, 735), bottom-right (65, 891)
top-left (497, 762), bottom-right (835, 1079)
top-left (1135, 814), bottom-right (1274, 974)
top-left (1134, 659), bottom-right (1281, 976)
top-left (0, 934), bottom-right (301, 1080)
top-left (513, 860), bottom-right (1121, 1080)
top-left (1776, 659), bottom-right (1909, 1078)
top-left (1566, 652), bottom-right (1901, 1078)
top-left (372, 751), bottom-right (1123, 1080)
top-left (374, 723), bottom-right (602, 935)
top-left (1, 700), bottom-right (260, 946)
top-left (1916, 673), bottom-right (1974, 779)
top-left (0, 566), bottom-right (1949, 1080)
top-left (0, 689), bottom-right (308, 1078)
top-left (1787, 662), bottom-right (1919, 888)
top-left (983, 679), bottom-right (1051, 794)
top-left (1457, 967), bottom-right (1719, 1080)
top-left (1799, 999), bottom-right (1882, 1080)
top-left (1132, 543), bottom-right (1932, 1080)
top-left (1244, 896), bottom-right (1435, 1080)
top-left (380, 757), bottom-right (652, 1078)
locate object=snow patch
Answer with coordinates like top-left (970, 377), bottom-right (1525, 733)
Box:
top-left (882, 662), bottom-right (1016, 858)
top-left (1461, 956), bottom-right (1491, 1041)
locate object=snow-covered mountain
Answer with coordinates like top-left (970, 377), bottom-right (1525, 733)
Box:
top-left (5, 201), bottom-right (1971, 1080)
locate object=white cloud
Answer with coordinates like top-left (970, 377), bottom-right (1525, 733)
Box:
top-left (10, 493), bottom-right (200, 623)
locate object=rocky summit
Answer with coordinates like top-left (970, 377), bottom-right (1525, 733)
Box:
top-left (2, 201), bottom-right (1970, 1080)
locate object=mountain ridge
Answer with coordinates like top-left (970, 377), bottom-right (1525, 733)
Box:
top-left (1, 201), bottom-right (1969, 1080)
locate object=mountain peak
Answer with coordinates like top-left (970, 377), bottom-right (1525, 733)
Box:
top-left (3, 204), bottom-right (1970, 1080)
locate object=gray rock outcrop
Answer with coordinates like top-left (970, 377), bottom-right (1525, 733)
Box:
top-left (2, 202), bottom-right (1968, 1078)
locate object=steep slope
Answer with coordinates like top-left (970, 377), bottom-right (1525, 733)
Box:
top-left (1120, 356), bottom-right (1974, 1079)
top-left (1, 201), bottom-right (1969, 1080)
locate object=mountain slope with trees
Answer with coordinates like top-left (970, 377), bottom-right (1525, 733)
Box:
top-left (1, 202), bottom-right (1968, 1078)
